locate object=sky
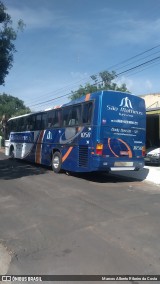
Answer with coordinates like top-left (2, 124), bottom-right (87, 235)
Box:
top-left (1, 0), bottom-right (160, 111)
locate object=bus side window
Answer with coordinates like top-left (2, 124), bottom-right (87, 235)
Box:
top-left (53, 109), bottom-right (62, 127)
top-left (62, 106), bottom-right (72, 127)
top-left (16, 117), bottom-right (22, 132)
top-left (71, 105), bottom-right (81, 126)
top-left (21, 117), bottom-right (27, 131)
top-left (28, 115), bottom-right (35, 131)
top-left (62, 105), bottom-right (81, 127)
top-left (42, 113), bottom-right (47, 129)
top-left (47, 110), bottom-right (55, 128)
top-left (82, 102), bottom-right (92, 124)
top-left (12, 119), bottom-right (18, 132)
top-left (35, 114), bottom-right (42, 130)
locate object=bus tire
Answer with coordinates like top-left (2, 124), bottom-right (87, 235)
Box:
top-left (52, 151), bottom-right (62, 173)
top-left (9, 146), bottom-right (15, 159)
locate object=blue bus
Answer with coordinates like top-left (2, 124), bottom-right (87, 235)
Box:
top-left (5, 90), bottom-right (146, 173)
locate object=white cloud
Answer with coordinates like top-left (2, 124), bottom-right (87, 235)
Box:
top-left (114, 76), bottom-right (134, 90)
top-left (7, 3), bottom-right (160, 48)
top-left (114, 76), bottom-right (156, 96)
top-left (111, 18), bottom-right (160, 44)
top-left (91, 7), bottom-right (160, 45)
top-left (8, 6), bottom-right (68, 30)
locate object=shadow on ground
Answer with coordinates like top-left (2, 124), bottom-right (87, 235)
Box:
top-left (0, 152), bottom-right (150, 184)
top-left (65, 167), bottom-right (150, 184)
top-left (0, 157), bottom-right (48, 180)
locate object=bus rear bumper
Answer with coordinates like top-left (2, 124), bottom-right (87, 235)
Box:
top-left (91, 157), bottom-right (144, 172)
top-left (110, 167), bottom-right (136, 171)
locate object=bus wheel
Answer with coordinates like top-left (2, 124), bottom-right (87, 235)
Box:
top-left (52, 151), bottom-right (62, 173)
top-left (10, 147), bottom-right (15, 159)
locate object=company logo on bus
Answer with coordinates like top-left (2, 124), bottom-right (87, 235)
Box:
top-left (106, 97), bottom-right (143, 116)
top-left (119, 97), bottom-right (132, 109)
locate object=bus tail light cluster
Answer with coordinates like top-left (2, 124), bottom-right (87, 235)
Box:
top-left (142, 146), bottom-right (146, 157)
top-left (96, 143), bottom-right (103, 155)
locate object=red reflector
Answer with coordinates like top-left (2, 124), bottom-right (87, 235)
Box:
top-left (96, 143), bottom-right (103, 155)
top-left (96, 149), bottom-right (103, 155)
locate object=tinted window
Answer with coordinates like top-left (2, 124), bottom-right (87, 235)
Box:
top-left (70, 105), bottom-right (81, 126)
top-left (12, 119), bottom-right (18, 131)
top-left (28, 115), bottom-right (36, 131)
top-left (7, 120), bottom-right (13, 135)
top-left (35, 114), bottom-right (42, 130)
top-left (53, 109), bottom-right (61, 127)
top-left (82, 102), bottom-right (93, 124)
top-left (62, 106), bottom-right (72, 126)
top-left (47, 109), bottom-right (61, 128)
top-left (42, 113), bottom-right (47, 129)
top-left (18, 117), bottom-right (28, 131)
top-left (62, 105), bottom-right (81, 126)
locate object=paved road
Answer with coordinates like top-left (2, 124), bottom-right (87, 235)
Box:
top-left (0, 152), bottom-right (160, 283)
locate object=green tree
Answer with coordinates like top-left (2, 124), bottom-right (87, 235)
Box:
top-left (0, 1), bottom-right (25, 85)
top-left (0, 93), bottom-right (30, 119)
top-left (0, 93), bottom-right (30, 139)
top-left (69, 71), bottom-right (129, 101)
top-left (0, 93), bottom-right (30, 137)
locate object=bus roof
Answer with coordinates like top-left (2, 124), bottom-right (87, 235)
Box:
top-left (8, 90), bottom-right (143, 121)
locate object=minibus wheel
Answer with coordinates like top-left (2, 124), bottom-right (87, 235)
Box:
top-left (52, 151), bottom-right (62, 173)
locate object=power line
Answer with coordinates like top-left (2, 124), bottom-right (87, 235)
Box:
top-left (107, 43), bottom-right (160, 71)
top-left (121, 58), bottom-right (160, 78)
top-left (24, 76), bottom-right (92, 104)
top-left (26, 44), bottom-right (160, 105)
top-left (117, 55), bottom-right (160, 76)
top-left (112, 49), bottom-right (160, 73)
top-left (27, 44), bottom-right (160, 109)
top-left (28, 92), bottom-right (71, 108)
top-left (26, 44), bottom-right (160, 107)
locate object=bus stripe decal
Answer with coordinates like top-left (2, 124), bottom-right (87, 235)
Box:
top-left (35, 130), bottom-right (45, 163)
top-left (108, 138), bottom-right (133, 158)
top-left (85, 93), bottom-right (90, 101)
top-left (62, 147), bottom-right (73, 162)
top-left (108, 138), bottom-right (119, 158)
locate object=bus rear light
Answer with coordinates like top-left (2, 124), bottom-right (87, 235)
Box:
top-left (142, 146), bottom-right (146, 157)
top-left (96, 143), bottom-right (103, 155)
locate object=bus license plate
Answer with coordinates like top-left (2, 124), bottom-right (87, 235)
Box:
top-left (114, 162), bottom-right (133, 166)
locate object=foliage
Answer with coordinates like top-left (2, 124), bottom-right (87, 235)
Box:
top-left (0, 93), bottom-right (30, 119)
top-left (0, 1), bottom-right (25, 85)
top-left (69, 71), bottom-right (129, 101)
top-left (0, 93), bottom-right (30, 136)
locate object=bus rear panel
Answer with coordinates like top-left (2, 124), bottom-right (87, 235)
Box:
top-left (89, 91), bottom-right (146, 172)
